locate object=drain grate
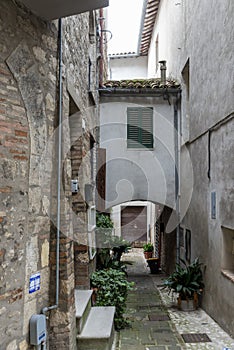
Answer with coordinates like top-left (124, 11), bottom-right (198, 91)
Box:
top-left (181, 333), bottom-right (212, 343)
top-left (149, 314), bottom-right (170, 321)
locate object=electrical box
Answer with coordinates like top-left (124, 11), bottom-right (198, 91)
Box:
top-left (71, 179), bottom-right (79, 194)
top-left (30, 314), bottom-right (46, 345)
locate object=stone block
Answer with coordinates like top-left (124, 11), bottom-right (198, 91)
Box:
top-left (41, 239), bottom-right (49, 268)
top-left (6, 340), bottom-right (17, 350)
top-left (23, 298), bottom-right (37, 335)
top-left (19, 340), bottom-right (28, 350)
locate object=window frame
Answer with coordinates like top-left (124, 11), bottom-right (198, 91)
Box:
top-left (127, 107), bottom-right (154, 149)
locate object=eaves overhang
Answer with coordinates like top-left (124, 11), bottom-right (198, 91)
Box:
top-left (99, 87), bottom-right (181, 98)
top-left (138, 0), bottom-right (161, 55)
top-left (19, 0), bottom-right (109, 20)
top-left (99, 78), bottom-right (181, 97)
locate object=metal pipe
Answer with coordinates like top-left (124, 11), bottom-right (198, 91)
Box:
top-left (174, 94), bottom-right (181, 264)
top-left (99, 8), bottom-right (104, 86)
top-left (207, 130), bottom-right (211, 180)
top-left (159, 60), bottom-right (167, 84)
top-left (42, 17), bottom-right (63, 314)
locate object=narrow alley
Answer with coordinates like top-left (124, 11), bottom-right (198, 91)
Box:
top-left (116, 249), bottom-right (234, 350)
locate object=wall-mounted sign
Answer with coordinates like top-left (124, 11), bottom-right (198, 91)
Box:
top-left (29, 273), bottom-right (41, 294)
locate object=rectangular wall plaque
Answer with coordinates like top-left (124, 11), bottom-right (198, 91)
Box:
top-left (29, 273), bottom-right (41, 294)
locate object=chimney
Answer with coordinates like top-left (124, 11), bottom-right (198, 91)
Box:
top-left (159, 60), bottom-right (167, 85)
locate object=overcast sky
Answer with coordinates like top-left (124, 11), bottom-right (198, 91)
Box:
top-left (107, 0), bottom-right (144, 55)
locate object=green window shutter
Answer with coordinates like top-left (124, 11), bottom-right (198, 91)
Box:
top-left (127, 107), bottom-right (153, 148)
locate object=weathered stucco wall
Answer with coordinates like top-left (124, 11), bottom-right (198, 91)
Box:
top-left (147, 0), bottom-right (234, 336)
top-left (109, 56), bottom-right (148, 80)
top-left (147, 0), bottom-right (184, 79)
top-left (100, 96), bottom-right (176, 211)
top-left (0, 1), bottom-right (100, 349)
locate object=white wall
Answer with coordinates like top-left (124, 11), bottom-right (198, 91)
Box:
top-left (147, 0), bottom-right (184, 79)
top-left (100, 96), bottom-right (176, 211)
top-left (146, 0), bottom-right (234, 336)
top-left (109, 56), bottom-right (148, 80)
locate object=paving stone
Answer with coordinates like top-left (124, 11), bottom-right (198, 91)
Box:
top-left (145, 347), bottom-right (166, 350)
top-left (117, 249), bottom-right (234, 350)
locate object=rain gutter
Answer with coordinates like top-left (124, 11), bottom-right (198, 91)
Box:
top-left (42, 17), bottom-right (63, 314)
top-left (99, 87), bottom-right (181, 98)
top-left (174, 94), bottom-right (181, 264)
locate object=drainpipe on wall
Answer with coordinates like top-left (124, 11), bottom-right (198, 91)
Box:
top-left (99, 8), bottom-right (104, 86)
top-left (174, 93), bottom-right (181, 264)
top-left (42, 17), bottom-right (63, 314)
top-left (159, 60), bottom-right (167, 85)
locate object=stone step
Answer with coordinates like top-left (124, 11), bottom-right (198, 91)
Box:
top-left (77, 306), bottom-right (116, 350)
top-left (75, 289), bottom-right (93, 334)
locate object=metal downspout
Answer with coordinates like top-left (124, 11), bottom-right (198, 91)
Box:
top-left (42, 17), bottom-right (63, 314)
top-left (174, 94), bottom-right (181, 264)
top-left (99, 8), bottom-right (104, 86)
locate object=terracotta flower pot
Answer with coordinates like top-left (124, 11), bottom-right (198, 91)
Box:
top-left (177, 292), bottom-right (199, 311)
top-left (144, 251), bottom-right (153, 259)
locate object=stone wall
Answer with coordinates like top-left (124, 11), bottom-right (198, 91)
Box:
top-left (0, 1), bottom-right (100, 348)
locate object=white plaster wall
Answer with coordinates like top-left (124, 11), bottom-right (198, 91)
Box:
top-left (109, 56), bottom-right (148, 80)
top-left (100, 97), bottom-right (176, 211)
top-left (148, 0), bottom-right (234, 336)
top-left (148, 0), bottom-right (234, 138)
top-left (147, 0), bottom-right (184, 79)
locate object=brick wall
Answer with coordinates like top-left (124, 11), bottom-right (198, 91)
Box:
top-left (0, 1), bottom-right (100, 349)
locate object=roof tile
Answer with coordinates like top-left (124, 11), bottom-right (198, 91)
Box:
top-left (102, 78), bottom-right (180, 89)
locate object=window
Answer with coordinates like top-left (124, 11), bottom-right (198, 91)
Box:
top-left (127, 107), bottom-right (153, 149)
top-left (221, 226), bottom-right (234, 282)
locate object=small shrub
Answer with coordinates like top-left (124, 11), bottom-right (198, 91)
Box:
top-left (91, 268), bottom-right (134, 330)
top-left (143, 243), bottom-right (154, 252)
top-left (96, 213), bottom-right (114, 228)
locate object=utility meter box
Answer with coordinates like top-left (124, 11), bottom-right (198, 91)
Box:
top-left (30, 314), bottom-right (46, 345)
top-left (71, 179), bottom-right (79, 194)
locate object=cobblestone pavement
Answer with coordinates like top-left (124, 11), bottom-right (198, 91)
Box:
top-left (115, 249), bottom-right (234, 350)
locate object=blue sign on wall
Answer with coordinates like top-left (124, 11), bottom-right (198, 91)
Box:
top-left (29, 273), bottom-right (41, 294)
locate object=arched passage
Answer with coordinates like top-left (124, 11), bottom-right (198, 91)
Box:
top-left (108, 200), bottom-right (178, 275)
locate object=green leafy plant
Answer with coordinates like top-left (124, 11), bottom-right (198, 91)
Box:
top-left (143, 243), bottom-right (154, 252)
top-left (96, 213), bottom-right (114, 228)
top-left (91, 268), bottom-right (134, 330)
top-left (163, 258), bottom-right (204, 300)
top-left (111, 236), bottom-right (131, 261)
top-left (96, 213), bottom-right (132, 270)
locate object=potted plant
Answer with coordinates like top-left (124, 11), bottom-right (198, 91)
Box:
top-left (163, 258), bottom-right (204, 311)
top-left (147, 257), bottom-right (160, 274)
top-left (143, 243), bottom-right (154, 259)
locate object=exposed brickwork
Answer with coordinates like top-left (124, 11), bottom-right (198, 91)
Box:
top-left (0, 1), bottom-right (100, 349)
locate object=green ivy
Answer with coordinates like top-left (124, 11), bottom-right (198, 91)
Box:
top-left (91, 268), bottom-right (134, 330)
top-left (96, 213), bottom-right (114, 228)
